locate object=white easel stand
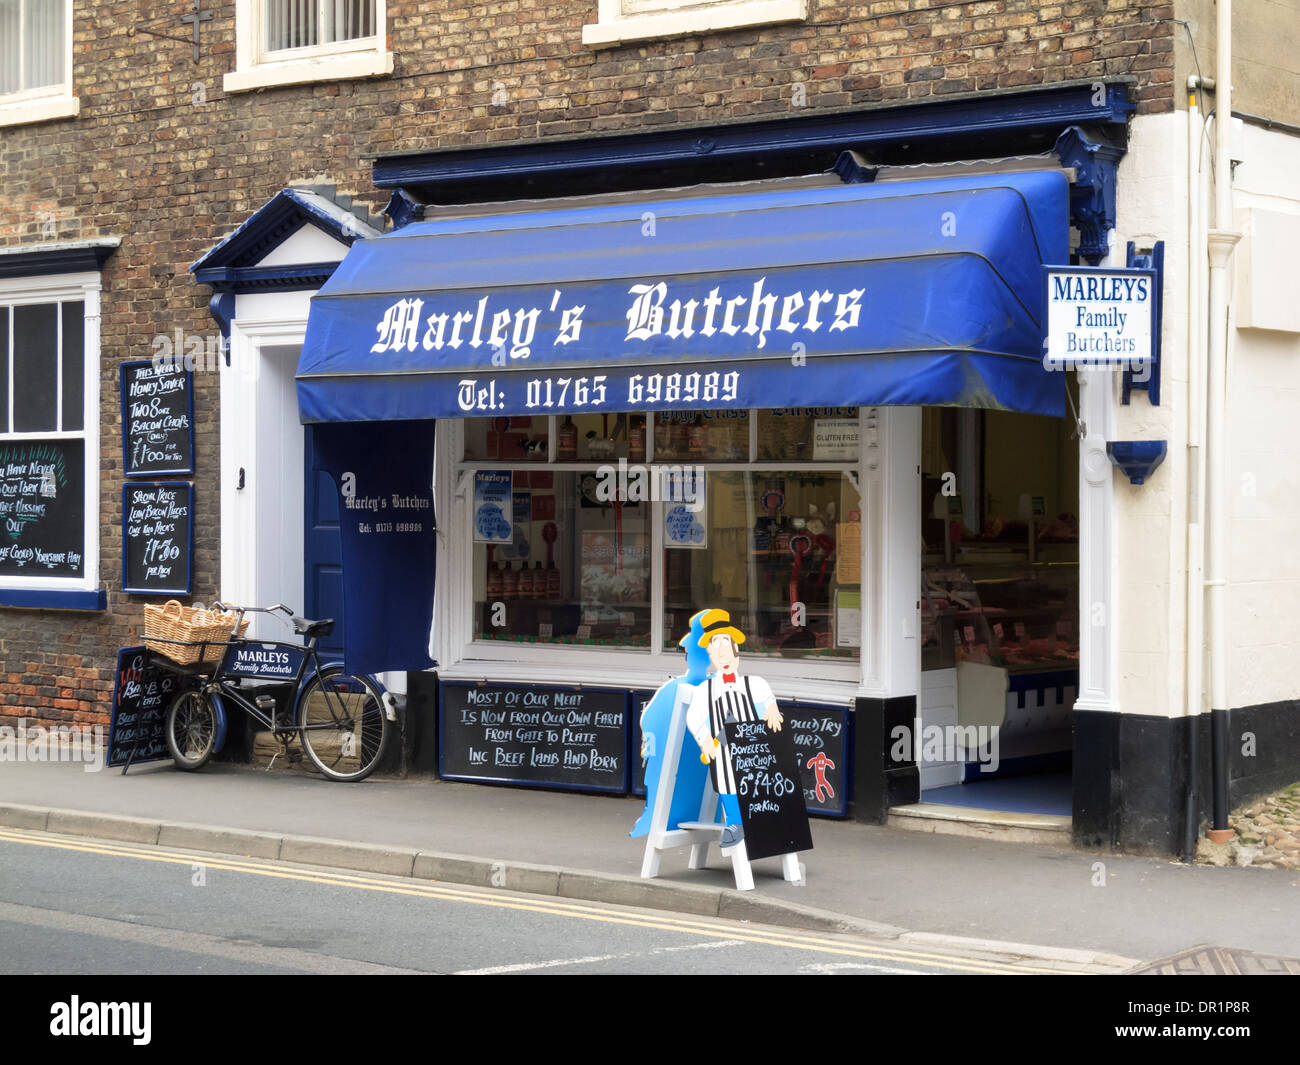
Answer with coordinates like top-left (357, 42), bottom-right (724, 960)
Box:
top-left (639, 686), bottom-right (804, 892)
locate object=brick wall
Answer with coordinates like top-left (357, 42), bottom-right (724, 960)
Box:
top-left (0, 0), bottom-right (1174, 730)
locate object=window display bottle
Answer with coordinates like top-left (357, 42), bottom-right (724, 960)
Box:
top-left (502, 560), bottom-right (518, 598)
top-left (547, 561), bottom-right (561, 598)
top-left (558, 417), bottom-right (577, 460)
top-left (532, 561), bottom-right (546, 599)
top-left (487, 560), bottom-right (503, 600)
top-left (518, 561), bottom-right (534, 599)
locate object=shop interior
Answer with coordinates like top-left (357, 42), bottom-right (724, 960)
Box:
top-left (919, 376), bottom-right (1080, 816)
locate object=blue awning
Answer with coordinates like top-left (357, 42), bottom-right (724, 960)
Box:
top-left (297, 170), bottom-right (1069, 421)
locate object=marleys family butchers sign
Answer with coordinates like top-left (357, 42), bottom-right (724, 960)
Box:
top-left (1042, 266), bottom-right (1156, 369)
top-left (364, 269), bottom-right (869, 414)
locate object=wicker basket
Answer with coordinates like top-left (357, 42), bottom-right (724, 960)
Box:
top-left (144, 600), bottom-right (249, 666)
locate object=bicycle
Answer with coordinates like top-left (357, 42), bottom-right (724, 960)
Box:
top-left (155, 603), bottom-right (396, 782)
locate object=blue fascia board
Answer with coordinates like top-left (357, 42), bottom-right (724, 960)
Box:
top-left (370, 81), bottom-right (1134, 192)
top-left (0, 588), bottom-right (107, 611)
top-left (193, 261), bottom-right (343, 292)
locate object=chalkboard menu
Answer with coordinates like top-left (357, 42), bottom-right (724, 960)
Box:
top-left (787, 705), bottom-right (851, 817)
top-left (723, 718), bottom-right (814, 861)
top-left (122, 482), bottom-right (193, 595)
top-left (120, 361), bottom-right (194, 476)
top-left (108, 646), bottom-right (180, 768)
top-left (0, 440), bottom-right (85, 579)
top-left (440, 681), bottom-right (629, 794)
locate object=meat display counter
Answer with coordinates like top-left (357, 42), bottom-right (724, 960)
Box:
top-left (921, 562), bottom-right (1078, 769)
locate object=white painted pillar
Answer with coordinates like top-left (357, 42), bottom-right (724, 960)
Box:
top-left (859, 405), bottom-right (921, 700)
top-left (1075, 368), bottom-right (1120, 713)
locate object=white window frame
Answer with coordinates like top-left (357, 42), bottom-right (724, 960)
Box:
top-left (225, 0), bottom-right (392, 94)
top-left (582, 0), bottom-right (807, 49)
top-left (0, 271), bottom-right (101, 598)
top-left (434, 409), bottom-right (865, 705)
top-left (0, 0), bottom-right (78, 129)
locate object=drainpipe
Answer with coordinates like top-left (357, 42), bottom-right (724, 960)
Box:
top-left (1183, 76), bottom-right (1207, 862)
top-left (1204, 0), bottom-right (1240, 845)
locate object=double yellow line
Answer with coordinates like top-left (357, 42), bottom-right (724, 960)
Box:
top-left (0, 826), bottom-right (1079, 974)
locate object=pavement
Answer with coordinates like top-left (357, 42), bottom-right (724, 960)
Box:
top-left (1, 758), bottom-right (1298, 970)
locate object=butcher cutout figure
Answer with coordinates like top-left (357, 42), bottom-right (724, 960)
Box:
top-left (686, 608), bottom-right (783, 846)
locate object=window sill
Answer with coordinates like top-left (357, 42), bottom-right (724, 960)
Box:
top-left (0, 94), bottom-right (79, 129)
top-left (223, 50), bottom-right (393, 94)
top-left (0, 588), bottom-right (106, 611)
top-left (581, 0), bottom-right (806, 48)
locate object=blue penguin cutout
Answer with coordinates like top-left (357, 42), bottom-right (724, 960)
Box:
top-left (630, 610), bottom-right (712, 838)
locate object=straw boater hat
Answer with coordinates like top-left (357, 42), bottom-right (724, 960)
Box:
top-left (696, 608), bottom-right (747, 648)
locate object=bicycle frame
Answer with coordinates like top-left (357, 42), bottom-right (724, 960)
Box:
top-left (194, 603), bottom-right (372, 738)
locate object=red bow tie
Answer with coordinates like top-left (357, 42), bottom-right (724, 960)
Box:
top-left (722, 672), bottom-right (737, 684)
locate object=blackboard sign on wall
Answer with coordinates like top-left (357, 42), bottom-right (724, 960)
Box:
top-left (787, 705), bottom-right (850, 817)
top-left (723, 718), bottom-right (814, 861)
top-left (108, 646), bottom-right (180, 768)
top-left (122, 482), bottom-right (193, 595)
top-left (0, 440), bottom-right (85, 579)
top-left (120, 361), bottom-right (194, 477)
top-left (440, 681), bottom-right (629, 794)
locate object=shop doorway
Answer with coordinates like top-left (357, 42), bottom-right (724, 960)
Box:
top-left (917, 384), bottom-right (1080, 818)
top-left (303, 424), bottom-right (345, 663)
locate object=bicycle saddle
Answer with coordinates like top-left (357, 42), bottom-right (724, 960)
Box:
top-left (291, 616), bottom-right (335, 638)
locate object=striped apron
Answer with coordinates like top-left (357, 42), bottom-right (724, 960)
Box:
top-left (706, 675), bottom-right (760, 796)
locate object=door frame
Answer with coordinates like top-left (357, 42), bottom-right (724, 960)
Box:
top-left (221, 316), bottom-right (307, 641)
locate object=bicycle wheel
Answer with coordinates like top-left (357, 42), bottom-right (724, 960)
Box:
top-left (296, 667), bottom-right (389, 782)
top-left (165, 688), bottom-right (217, 771)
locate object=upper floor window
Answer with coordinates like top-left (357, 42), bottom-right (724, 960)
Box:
top-left (0, 0), bottom-right (78, 127)
top-left (225, 0), bottom-right (391, 94)
top-left (582, 0), bottom-right (807, 49)
top-left (265, 0), bottom-right (375, 55)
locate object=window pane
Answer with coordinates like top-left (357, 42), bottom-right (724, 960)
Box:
top-left (23, 0), bottom-right (65, 90)
top-left (473, 470), bottom-right (652, 648)
top-left (563, 412), bottom-right (645, 463)
top-left (0, 307), bottom-right (8, 432)
top-left (12, 303), bottom-right (58, 433)
top-left (757, 407), bottom-right (859, 462)
top-left (265, 0), bottom-right (374, 50)
top-left (60, 301), bottom-right (83, 431)
top-left (663, 471), bottom-right (862, 659)
top-left (653, 409), bottom-right (749, 462)
top-left (463, 415), bottom-right (548, 462)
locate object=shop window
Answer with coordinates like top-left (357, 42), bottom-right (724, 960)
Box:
top-left (225, 0), bottom-right (391, 94)
top-left (0, 0), bottom-right (78, 128)
top-left (0, 276), bottom-right (100, 597)
top-left (462, 408), bottom-right (861, 662)
top-left (582, 0), bottom-right (807, 48)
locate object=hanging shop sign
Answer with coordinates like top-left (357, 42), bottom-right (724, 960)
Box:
top-left (122, 482), bottom-right (193, 595)
top-left (107, 646), bottom-right (180, 768)
top-left (0, 440), bottom-right (85, 579)
top-left (439, 681), bottom-right (630, 794)
top-left (310, 419), bottom-right (437, 675)
top-left (120, 360), bottom-right (194, 477)
top-left (1042, 266), bottom-right (1157, 370)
